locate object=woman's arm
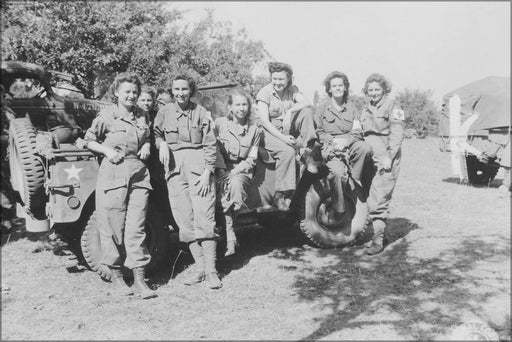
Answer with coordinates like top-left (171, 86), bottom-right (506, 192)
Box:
top-left (86, 141), bottom-right (124, 164)
top-left (257, 101), bottom-right (296, 146)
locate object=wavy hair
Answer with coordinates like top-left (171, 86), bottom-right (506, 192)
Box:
top-left (362, 73), bottom-right (392, 96)
top-left (268, 61), bottom-right (293, 87)
top-left (323, 71), bottom-right (350, 103)
top-left (111, 72), bottom-right (142, 103)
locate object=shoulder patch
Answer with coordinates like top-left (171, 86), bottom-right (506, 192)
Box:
top-left (392, 108), bottom-right (405, 121)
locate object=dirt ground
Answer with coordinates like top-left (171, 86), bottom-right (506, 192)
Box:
top-left (1, 137), bottom-right (510, 340)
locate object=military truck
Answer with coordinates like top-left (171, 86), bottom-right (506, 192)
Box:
top-left (439, 76), bottom-right (510, 185)
top-left (3, 60), bottom-right (368, 280)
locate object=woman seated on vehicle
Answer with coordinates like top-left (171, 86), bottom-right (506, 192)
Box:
top-left (314, 71), bottom-right (373, 205)
top-left (360, 73), bottom-right (405, 255)
top-left (215, 89), bottom-right (261, 256)
top-left (256, 61), bottom-right (321, 211)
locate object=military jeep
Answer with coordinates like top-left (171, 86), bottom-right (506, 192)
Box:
top-left (439, 76), bottom-right (510, 185)
top-left (3, 60), bottom-right (369, 281)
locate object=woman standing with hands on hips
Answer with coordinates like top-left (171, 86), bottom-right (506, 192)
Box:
top-left (83, 72), bottom-right (156, 299)
top-left (153, 75), bottom-right (222, 289)
top-left (215, 89), bottom-right (261, 256)
top-left (360, 73), bottom-right (405, 255)
top-left (256, 62), bottom-right (321, 211)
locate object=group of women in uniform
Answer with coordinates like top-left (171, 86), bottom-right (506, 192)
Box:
top-left (84, 62), bottom-right (405, 298)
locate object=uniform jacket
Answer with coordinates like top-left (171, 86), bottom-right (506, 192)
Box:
top-left (256, 83), bottom-right (300, 131)
top-left (84, 104), bottom-right (151, 191)
top-left (314, 98), bottom-right (363, 147)
top-left (360, 95), bottom-right (405, 160)
top-left (214, 116), bottom-right (261, 173)
top-left (153, 101), bottom-right (217, 174)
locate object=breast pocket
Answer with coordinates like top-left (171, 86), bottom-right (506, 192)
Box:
top-left (104, 128), bottom-right (127, 148)
top-left (164, 128), bottom-right (179, 143)
top-left (322, 113), bottom-right (339, 132)
top-left (239, 140), bottom-right (251, 159)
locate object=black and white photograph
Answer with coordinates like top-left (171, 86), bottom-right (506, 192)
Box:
top-left (1, 1), bottom-right (510, 340)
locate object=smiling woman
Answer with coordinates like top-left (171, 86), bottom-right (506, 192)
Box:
top-left (83, 72), bottom-right (156, 299)
top-left (153, 74), bottom-right (222, 290)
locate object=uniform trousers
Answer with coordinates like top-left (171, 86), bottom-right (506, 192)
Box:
top-left (261, 106), bottom-right (318, 192)
top-left (367, 149), bottom-right (401, 221)
top-left (166, 149), bottom-right (216, 243)
top-left (96, 158), bottom-right (151, 269)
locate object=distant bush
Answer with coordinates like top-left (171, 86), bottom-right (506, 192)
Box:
top-left (396, 89), bottom-right (440, 138)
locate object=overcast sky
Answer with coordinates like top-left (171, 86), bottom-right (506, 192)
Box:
top-left (170, 1), bottom-right (510, 104)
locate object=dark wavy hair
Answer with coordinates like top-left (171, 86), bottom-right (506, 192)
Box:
top-left (268, 61), bottom-right (293, 87)
top-left (362, 73), bottom-right (392, 96)
top-left (226, 88), bottom-right (254, 124)
top-left (111, 72), bottom-right (142, 103)
top-left (171, 75), bottom-right (197, 98)
top-left (323, 71), bottom-right (350, 102)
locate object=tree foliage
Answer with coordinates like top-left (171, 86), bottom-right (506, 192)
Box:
top-left (1, 1), bottom-right (270, 102)
top-left (396, 89), bottom-right (440, 137)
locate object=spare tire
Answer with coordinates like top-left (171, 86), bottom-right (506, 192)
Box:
top-left (8, 117), bottom-right (46, 219)
top-left (80, 204), bottom-right (170, 281)
top-left (299, 175), bottom-right (369, 249)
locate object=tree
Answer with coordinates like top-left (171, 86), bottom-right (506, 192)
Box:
top-left (1, 2), bottom-right (270, 101)
top-left (396, 89), bottom-right (440, 138)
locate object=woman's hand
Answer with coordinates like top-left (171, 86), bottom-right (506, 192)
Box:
top-left (195, 170), bottom-right (213, 197)
top-left (137, 143), bottom-right (150, 161)
top-left (105, 148), bottom-right (124, 164)
top-left (379, 156), bottom-right (392, 172)
top-left (283, 135), bottom-right (297, 147)
top-left (159, 141), bottom-right (170, 167)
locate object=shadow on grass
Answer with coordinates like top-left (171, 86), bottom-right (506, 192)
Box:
top-left (150, 220), bottom-right (304, 286)
top-left (270, 217), bottom-right (510, 340)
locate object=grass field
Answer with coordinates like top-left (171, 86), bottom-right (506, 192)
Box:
top-left (1, 137), bottom-right (510, 340)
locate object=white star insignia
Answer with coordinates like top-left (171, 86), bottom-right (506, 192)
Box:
top-left (63, 164), bottom-right (83, 181)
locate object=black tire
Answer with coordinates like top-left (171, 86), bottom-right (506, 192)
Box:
top-left (80, 205), bottom-right (170, 280)
top-left (8, 118), bottom-right (46, 219)
top-left (466, 155), bottom-right (499, 185)
top-left (299, 176), bottom-right (369, 249)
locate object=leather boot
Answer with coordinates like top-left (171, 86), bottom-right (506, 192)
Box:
top-left (224, 210), bottom-right (238, 257)
top-left (132, 267), bottom-right (157, 299)
top-left (183, 241), bottom-right (205, 285)
top-left (202, 239), bottom-right (222, 289)
top-left (366, 219), bottom-right (385, 255)
top-left (109, 266), bottom-right (133, 296)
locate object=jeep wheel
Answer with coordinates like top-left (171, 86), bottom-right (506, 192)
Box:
top-left (8, 118), bottom-right (46, 219)
top-left (466, 155), bottom-right (499, 185)
top-left (80, 206), bottom-right (170, 281)
top-left (299, 177), bottom-right (369, 248)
